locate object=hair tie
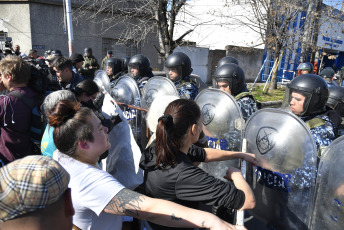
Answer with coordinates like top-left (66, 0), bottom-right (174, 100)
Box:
top-left (158, 114), bottom-right (174, 130)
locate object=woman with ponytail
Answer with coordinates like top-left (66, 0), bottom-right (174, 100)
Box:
top-left (140, 99), bottom-right (257, 230)
top-left (49, 100), bottom-right (243, 230)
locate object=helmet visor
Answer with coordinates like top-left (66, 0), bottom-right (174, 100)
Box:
top-left (282, 87), bottom-right (311, 116)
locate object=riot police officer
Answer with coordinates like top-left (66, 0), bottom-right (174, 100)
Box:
top-left (165, 52), bottom-right (198, 100)
top-left (217, 55), bottom-right (239, 67)
top-left (128, 54), bottom-right (153, 90)
top-left (213, 63), bottom-right (258, 121)
top-left (283, 74), bottom-right (337, 155)
top-left (105, 57), bottom-right (122, 81)
top-left (80, 47), bottom-right (99, 80)
top-left (297, 62), bottom-right (314, 75)
top-left (320, 67), bottom-right (338, 86)
top-left (120, 56), bottom-right (130, 75)
top-left (326, 85), bottom-right (344, 136)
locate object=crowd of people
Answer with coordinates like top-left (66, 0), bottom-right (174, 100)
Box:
top-left (0, 43), bottom-right (344, 230)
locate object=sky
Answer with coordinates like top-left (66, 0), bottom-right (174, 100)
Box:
top-left (173, 0), bottom-right (264, 50)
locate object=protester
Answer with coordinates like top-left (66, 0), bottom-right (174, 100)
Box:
top-left (0, 55), bottom-right (40, 166)
top-left (41, 90), bottom-right (78, 157)
top-left (51, 56), bottom-right (84, 90)
top-left (49, 100), bottom-right (243, 230)
top-left (0, 155), bottom-right (74, 230)
top-left (140, 99), bottom-right (256, 230)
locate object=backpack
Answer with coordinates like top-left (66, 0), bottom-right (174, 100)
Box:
top-left (8, 90), bottom-right (44, 155)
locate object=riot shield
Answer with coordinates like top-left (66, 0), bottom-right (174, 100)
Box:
top-left (93, 70), bottom-right (111, 94)
top-left (195, 88), bottom-right (245, 180)
top-left (245, 108), bottom-right (318, 230)
top-left (310, 136), bottom-right (344, 230)
top-left (141, 76), bottom-right (179, 109)
top-left (111, 76), bottom-right (142, 147)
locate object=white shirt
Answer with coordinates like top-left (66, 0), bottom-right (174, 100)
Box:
top-left (54, 151), bottom-right (125, 230)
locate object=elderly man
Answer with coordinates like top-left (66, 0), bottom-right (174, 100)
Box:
top-left (0, 155), bottom-right (74, 230)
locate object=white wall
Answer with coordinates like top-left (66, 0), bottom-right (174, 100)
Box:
top-left (174, 0), bottom-right (264, 50)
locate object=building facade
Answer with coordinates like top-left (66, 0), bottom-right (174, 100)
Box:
top-left (0, 0), bottom-right (162, 69)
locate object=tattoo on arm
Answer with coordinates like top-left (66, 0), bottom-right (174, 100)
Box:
top-left (202, 221), bottom-right (205, 227)
top-left (171, 213), bottom-right (182, 221)
top-left (105, 188), bottom-right (145, 217)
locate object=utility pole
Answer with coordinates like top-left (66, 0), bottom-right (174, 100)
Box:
top-left (300, 0), bottom-right (317, 63)
top-left (65, 0), bottom-right (73, 56)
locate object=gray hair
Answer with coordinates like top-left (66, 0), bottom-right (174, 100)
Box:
top-left (43, 90), bottom-right (77, 116)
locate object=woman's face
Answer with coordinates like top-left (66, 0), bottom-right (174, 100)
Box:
top-left (88, 113), bottom-right (110, 155)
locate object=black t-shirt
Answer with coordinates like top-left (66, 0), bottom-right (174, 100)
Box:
top-left (139, 141), bottom-right (245, 230)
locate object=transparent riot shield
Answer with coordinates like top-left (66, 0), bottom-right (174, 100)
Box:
top-left (141, 76), bottom-right (179, 109)
top-left (93, 70), bottom-right (111, 94)
top-left (310, 136), bottom-right (344, 230)
top-left (111, 76), bottom-right (142, 146)
top-left (195, 88), bottom-right (245, 180)
top-left (245, 108), bottom-right (318, 230)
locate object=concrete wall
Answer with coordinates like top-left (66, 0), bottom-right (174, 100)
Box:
top-left (1, 1), bottom-right (161, 69)
top-left (0, 3), bottom-right (32, 55)
top-left (225, 45), bottom-right (264, 82)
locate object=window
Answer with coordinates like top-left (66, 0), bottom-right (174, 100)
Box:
top-left (102, 38), bottom-right (141, 58)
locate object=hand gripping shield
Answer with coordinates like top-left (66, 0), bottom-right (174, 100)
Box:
top-left (195, 88), bottom-right (245, 180)
top-left (310, 136), bottom-right (344, 230)
top-left (245, 108), bottom-right (318, 230)
top-left (93, 70), bottom-right (111, 94)
top-left (141, 76), bottom-right (179, 109)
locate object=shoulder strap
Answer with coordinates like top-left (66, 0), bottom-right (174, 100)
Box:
top-left (235, 92), bottom-right (256, 102)
top-left (306, 117), bottom-right (326, 130)
top-left (8, 90), bottom-right (36, 109)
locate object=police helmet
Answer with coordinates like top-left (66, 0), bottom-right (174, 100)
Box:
top-left (284, 74), bottom-right (329, 116)
top-left (165, 52), bottom-right (193, 80)
top-left (213, 63), bottom-right (245, 96)
top-left (128, 54), bottom-right (151, 77)
top-left (297, 62), bottom-right (314, 72)
top-left (121, 56), bottom-right (131, 72)
top-left (106, 57), bottom-right (122, 76)
top-left (84, 48), bottom-right (92, 55)
top-left (319, 67), bottom-right (335, 78)
top-left (327, 85), bottom-right (344, 116)
top-left (217, 56), bottom-right (239, 67)
top-left (51, 50), bottom-right (62, 57)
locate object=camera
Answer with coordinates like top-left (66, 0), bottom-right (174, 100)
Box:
top-left (4, 37), bottom-right (12, 48)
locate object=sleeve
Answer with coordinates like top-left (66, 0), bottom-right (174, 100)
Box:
top-left (175, 166), bottom-right (245, 210)
top-left (78, 168), bottom-right (126, 216)
top-left (187, 145), bottom-right (206, 162)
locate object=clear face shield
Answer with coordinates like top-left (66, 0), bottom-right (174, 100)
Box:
top-left (128, 64), bottom-right (140, 78)
top-left (166, 66), bottom-right (182, 82)
top-left (281, 87), bottom-right (312, 116)
top-left (214, 78), bottom-right (232, 95)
